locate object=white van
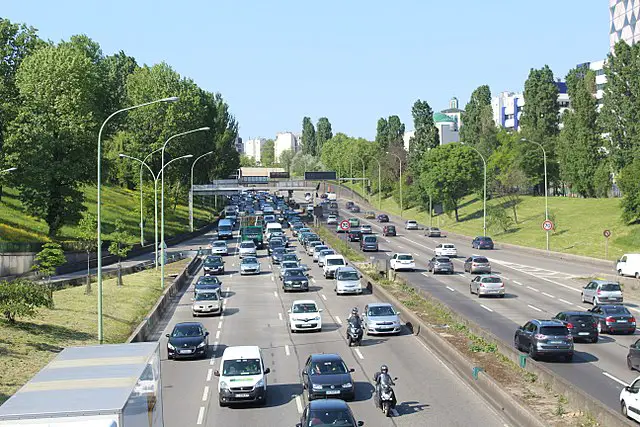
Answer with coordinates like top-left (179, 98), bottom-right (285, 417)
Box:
top-left (323, 254), bottom-right (347, 279)
top-left (617, 254), bottom-right (640, 278)
top-left (215, 345), bottom-right (270, 407)
top-left (265, 222), bottom-right (283, 239)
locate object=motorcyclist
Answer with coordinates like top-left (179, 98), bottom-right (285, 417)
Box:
top-left (373, 365), bottom-right (397, 409)
top-left (346, 307), bottom-right (363, 343)
top-left (347, 307), bottom-right (361, 323)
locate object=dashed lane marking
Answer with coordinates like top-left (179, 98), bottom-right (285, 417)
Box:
top-left (215, 330), bottom-right (221, 340)
top-left (312, 278), bottom-right (317, 284)
top-left (218, 321), bottom-right (223, 329)
top-left (202, 386), bottom-right (209, 401)
top-left (542, 292), bottom-right (555, 299)
top-left (285, 345), bottom-right (291, 356)
top-left (295, 396), bottom-right (304, 413)
top-left (446, 286), bottom-right (455, 292)
top-left (273, 291), bottom-right (278, 297)
top-left (197, 406), bottom-right (205, 424)
top-left (559, 298), bottom-right (573, 305)
top-left (513, 280), bottom-right (523, 286)
top-left (321, 294), bottom-right (327, 301)
top-left (527, 286), bottom-right (540, 292)
top-left (354, 348), bottom-right (364, 359)
top-left (207, 368), bottom-right (213, 381)
top-left (603, 371), bottom-right (628, 387)
top-left (278, 312), bottom-right (283, 321)
top-left (335, 316), bottom-right (342, 324)
top-left (528, 304), bottom-right (543, 312)
top-left (480, 304), bottom-right (493, 312)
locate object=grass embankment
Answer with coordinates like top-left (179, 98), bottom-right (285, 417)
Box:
top-left (340, 183), bottom-right (640, 261)
top-left (0, 185), bottom-right (214, 242)
top-left (315, 226), bottom-right (365, 262)
top-left (0, 257), bottom-right (191, 404)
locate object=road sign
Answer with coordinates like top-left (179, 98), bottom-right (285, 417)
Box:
top-left (339, 220), bottom-right (350, 231)
top-left (603, 229), bottom-right (611, 238)
top-left (542, 220), bottom-right (554, 231)
top-left (305, 171), bottom-right (337, 181)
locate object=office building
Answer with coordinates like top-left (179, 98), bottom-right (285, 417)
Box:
top-left (610, 0), bottom-right (640, 51)
top-left (243, 138), bottom-right (266, 162)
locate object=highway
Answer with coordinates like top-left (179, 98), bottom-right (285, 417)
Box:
top-left (158, 227), bottom-right (511, 426)
top-left (326, 194), bottom-right (640, 411)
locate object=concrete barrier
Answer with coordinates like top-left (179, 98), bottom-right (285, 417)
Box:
top-left (127, 256), bottom-right (202, 343)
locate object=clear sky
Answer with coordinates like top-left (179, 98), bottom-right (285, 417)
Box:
top-left (3, 0), bottom-right (608, 141)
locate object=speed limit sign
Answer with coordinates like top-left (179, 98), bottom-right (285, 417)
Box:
top-left (542, 220), bottom-right (554, 231)
top-left (339, 220), bottom-right (350, 231)
top-left (603, 229), bottom-right (611, 238)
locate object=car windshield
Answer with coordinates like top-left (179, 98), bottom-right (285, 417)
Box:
top-left (307, 410), bottom-right (354, 427)
top-left (540, 326), bottom-right (569, 336)
top-left (386, 226), bottom-right (395, 231)
top-left (218, 225), bottom-right (232, 231)
top-left (310, 360), bottom-right (348, 375)
top-left (315, 246), bottom-right (329, 252)
top-left (282, 262), bottom-right (298, 269)
top-left (204, 257), bottom-right (222, 266)
top-left (473, 257), bottom-right (489, 263)
top-left (397, 255), bottom-right (413, 261)
top-left (320, 250), bottom-right (335, 256)
top-left (600, 283), bottom-right (621, 291)
top-left (240, 242), bottom-right (255, 248)
top-left (443, 244), bottom-right (455, 249)
top-left (481, 277), bottom-right (502, 283)
top-left (337, 271), bottom-right (358, 281)
top-left (431, 227), bottom-right (440, 231)
top-left (293, 303), bottom-right (318, 313)
top-left (172, 324), bottom-right (204, 337)
top-left (368, 306), bottom-right (395, 316)
top-left (272, 248), bottom-right (286, 254)
top-left (242, 257), bottom-right (258, 264)
top-left (285, 269), bottom-right (305, 277)
top-left (603, 306), bottom-right (630, 315)
top-left (408, 221), bottom-right (416, 224)
top-left (327, 258), bottom-right (345, 266)
top-left (213, 241), bottom-right (226, 247)
top-left (197, 276), bottom-right (220, 284)
top-left (195, 292), bottom-right (218, 301)
top-left (222, 359), bottom-right (262, 376)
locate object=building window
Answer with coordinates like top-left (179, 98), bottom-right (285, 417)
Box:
top-left (596, 83), bottom-right (606, 91)
top-left (596, 69), bottom-right (605, 76)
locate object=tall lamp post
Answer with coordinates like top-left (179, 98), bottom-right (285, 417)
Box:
top-left (96, 96), bottom-right (178, 345)
top-left (372, 158), bottom-right (381, 210)
top-left (359, 157), bottom-right (367, 203)
top-left (461, 142), bottom-right (487, 237)
top-left (387, 152), bottom-right (403, 218)
top-left (522, 138), bottom-right (549, 252)
top-left (138, 148), bottom-right (162, 247)
top-left (190, 151), bottom-right (214, 232)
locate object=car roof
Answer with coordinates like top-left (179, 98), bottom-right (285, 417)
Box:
top-left (222, 345), bottom-right (261, 360)
top-left (292, 299), bottom-right (318, 306)
top-left (478, 274), bottom-right (502, 279)
top-left (309, 399), bottom-right (350, 410)
top-left (367, 302), bottom-right (393, 308)
top-left (174, 321), bottom-right (204, 328)
top-left (599, 304), bottom-right (628, 309)
top-left (325, 254), bottom-right (345, 259)
top-left (591, 280), bottom-right (620, 285)
top-left (557, 311), bottom-right (594, 316)
top-left (530, 319), bottom-right (565, 326)
top-left (395, 252), bottom-right (413, 256)
top-left (336, 266), bottom-right (357, 273)
top-left (310, 353), bottom-right (343, 362)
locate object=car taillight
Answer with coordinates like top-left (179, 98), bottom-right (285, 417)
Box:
top-left (631, 317), bottom-right (636, 324)
top-left (597, 289), bottom-right (601, 295)
top-left (605, 316), bottom-right (615, 323)
top-left (499, 283), bottom-right (504, 287)
top-left (472, 263), bottom-right (478, 266)
top-left (479, 282), bottom-right (485, 287)
top-left (566, 323), bottom-right (574, 329)
top-left (592, 322), bottom-right (598, 328)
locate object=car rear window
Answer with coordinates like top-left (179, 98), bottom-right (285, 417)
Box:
top-left (600, 283), bottom-right (621, 291)
top-left (481, 277), bottom-right (502, 283)
top-left (568, 315), bottom-right (594, 323)
top-left (604, 306), bottom-right (630, 315)
top-left (443, 244), bottom-right (455, 249)
top-left (364, 236), bottom-right (377, 242)
top-left (540, 326), bottom-right (569, 336)
top-left (473, 257), bottom-right (489, 263)
top-left (397, 255), bottom-right (413, 261)
top-left (435, 257), bottom-right (450, 263)
top-left (386, 226), bottom-right (396, 230)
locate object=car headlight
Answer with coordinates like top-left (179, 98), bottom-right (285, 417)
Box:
top-left (167, 343), bottom-right (175, 350)
top-left (255, 378), bottom-right (265, 387)
top-left (312, 384), bottom-right (323, 390)
top-left (342, 382), bottom-right (353, 388)
top-left (197, 341), bottom-right (207, 348)
top-left (219, 381), bottom-right (229, 390)
top-left (312, 316), bottom-right (321, 321)
top-left (284, 281), bottom-right (293, 285)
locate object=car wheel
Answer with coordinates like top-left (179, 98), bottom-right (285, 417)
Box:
top-left (593, 297), bottom-right (599, 306)
top-left (528, 343), bottom-right (537, 360)
top-left (477, 289), bottom-right (481, 298)
top-left (514, 335), bottom-right (521, 351)
top-left (617, 269), bottom-right (623, 276)
top-left (219, 399), bottom-right (227, 407)
top-left (591, 335), bottom-right (598, 343)
top-left (469, 285), bottom-right (473, 295)
top-left (622, 401), bottom-right (629, 418)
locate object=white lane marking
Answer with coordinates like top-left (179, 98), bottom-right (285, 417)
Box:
top-left (215, 330), bottom-right (221, 340)
top-left (528, 304), bottom-right (543, 312)
top-left (480, 304), bottom-right (493, 312)
top-left (457, 273), bottom-right (465, 277)
top-left (527, 286), bottom-right (540, 292)
top-left (321, 294), bottom-right (327, 301)
top-left (285, 345), bottom-right (291, 356)
top-left (273, 291), bottom-right (278, 297)
top-left (226, 286), bottom-right (230, 292)
top-left (421, 272), bottom-right (430, 277)
top-left (335, 316), bottom-right (342, 324)
top-left (513, 280), bottom-right (523, 286)
top-left (213, 341), bottom-right (219, 350)
top-left (218, 321), bottom-right (223, 329)
top-left (312, 278), bottom-right (317, 284)
top-left (385, 239), bottom-right (391, 243)
top-left (210, 358), bottom-right (215, 366)
top-left (197, 406), bottom-right (205, 424)
top-left (278, 312), bottom-right (283, 321)
top-left (603, 371), bottom-right (629, 386)
top-left (446, 286), bottom-right (455, 292)
top-left (542, 292), bottom-right (555, 299)
top-left (271, 276), bottom-right (275, 282)
top-left (354, 348), bottom-right (364, 359)
top-left (295, 396), bottom-right (304, 413)
top-left (207, 368), bottom-right (213, 381)
top-left (489, 259), bottom-right (581, 293)
top-left (269, 264), bottom-right (272, 269)
top-left (559, 298), bottom-right (573, 305)
top-left (502, 276), bottom-right (510, 280)
top-left (202, 386), bottom-right (209, 401)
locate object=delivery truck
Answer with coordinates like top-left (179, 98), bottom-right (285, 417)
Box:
top-left (0, 342), bottom-right (163, 427)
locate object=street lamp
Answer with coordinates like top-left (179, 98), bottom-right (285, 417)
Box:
top-left (359, 157), bottom-right (367, 203)
top-left (372, 158), bottom-right (382, 210)
top-left (1, 167), bottom-right (17, 173)
top-left (387, 152), bottom-right (403, 218)
top-left (521, 137), bottom-right (549, 252)
top-left (190, 151), bottom-right (214, 232)
top-left (138, 148), bottom-right (162, 247)
top-left (461, 142), bottom-right (487, 237)
top-left (96, 96), bottom-right (178, 345)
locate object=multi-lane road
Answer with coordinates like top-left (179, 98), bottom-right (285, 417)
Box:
top-left (328, 195), bottom-right (640, 411)
top-left (157, 227), bottom-right (512, 426)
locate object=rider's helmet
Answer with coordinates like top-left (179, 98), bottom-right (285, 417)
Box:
top-left (380, 364), bottom-right (388, 374)
top-left (351, 307), bottom-right (359, 315)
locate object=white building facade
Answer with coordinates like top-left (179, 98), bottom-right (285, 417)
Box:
top-left (243, 138), bottom-right (266, 162)
top-left (274, 132), bottom-right (299, 161)
top-left (610, 0), bottom-right (640, 51)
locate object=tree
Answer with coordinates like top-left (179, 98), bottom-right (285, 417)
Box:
top-left (419, 143), bottom-right (482, 221)
top-left (375, 118), bottom-right (389, 151)
top-left (261, 139), bottom-right (275, 167)
top-left (461, 85), bottom-right (498, 156)
top-left (33, 242), bottom-right (67, 282)
top-left (4, 42), bottom-right (101, 236)
top-left (387, 115), bottom-right (405, 148)
top-left (108, 220), bottom-right (134, 287)
top-left (279, 149), bottom-right (295, 172)
top-left (408, 99), bottom-right (439, 174)
top-left (617, 159), bottom-right (640, 223)
top-left (77, 213), bottom-right (98, 295)
top-left (240, 154), bottom-right (257, 167)
top-left (316, 117), bottom-right (333, 155)
top-left (301, 117), bottom-right (316, 156)
top-left (290, 152), bottom-right (324, 177)
top-left (0, 278), bottom-right (53, 324)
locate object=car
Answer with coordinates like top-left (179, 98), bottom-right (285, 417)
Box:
top-left (327, 215), bottom-right (338, 225)
top-left (377, 214), bottom-right (389, 223)
top-left (348, 218), bottom-right (360, 228)
top-left (627, 340), bottom-right (640, 371)
top-left (620, 375), bottom-right (640, 421)
top-left (617, 253), bottom-right (640, 278)
top-left (425, 227), bottom-right (441, 237)
top-left (192, 288), bottom-right (222, 317)
top-left (435, 243), bottom-right (457, 258)
top-left (350, 205), bottom-right (361, 213)
top-left (301, 354), bottom-right (355, 401)
top-left (335, 266), bottom-right (363, 294)
top-left (267, 237), bottom-right (285, 255)
top-left (240, 256), bottom-right (261, 275)
top-left (390, 253), bottom-right (415, 271)
top-left (166, 322), bottom-right (210, 360)
top-left (472, 236), bottom-right (494, 249)
top-left (297, 399), bottom-right (364, 427)
top-left (209, 240), bottom-right (228, 255)
top-left (291, 223), bottom-right (305, 236)
top-left (347, 230), bottom-right (362, 242)
top-left (360, 225), bottom-right (372, 234)
top-left (427, 256), bottom-right (454, 274)
top-left (360, 235), bottom-right (378, 252)
top-left (271, 247), bottom-right (286, 264)
top-left (364, 211), bottom-right (376, 219)
top-left (203, 255), bottom-right (225, 275)
top-left (282, 253), bottom-right (300, 263)
top-left (514, 319), bottom-right (574, 361)
top-left (588, 304), bottom-right (636, 334)
top-left (463, 256), bottom-right (491, 274)
top-left (195, 275), bottom-right (221, 288)
top-left (312, 245), bottom-right (329, 262)
top-left (215, 346), bottom-right (270, 406)
top-left (238, 240), bottom-right (257, 258)
top-left (318, 249), bottom-right (336, 267)
top-left (470, 274), bottom-right (505, 298)
top-left (279, 261), bottom-right (301, 278)
top-left (282, 267), bottom-right (310, 292)
top-left (345, 201), bottom-right (355, 209)
top-left (306, 240), bottom-right (324, 256)
top-left (289, 300), bottom-right (323, 332)
top-left (382, 225), bottom-right (396, 237)
top-left (552, 311), bottom-right (598, 343)
top-left (404, 220), bottom-right (418, 230)
top-left (581, 280), bottom-right (623, 305)
top-left (363, 303), bottom-right (401, 335)
top-left (323, 255), bottom-right (347, 279)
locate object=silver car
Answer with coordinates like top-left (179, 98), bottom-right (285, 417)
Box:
top-left (362, 303), bottom-right (401, 335)
top-left (238, 240), bottom-right (257, 258)
top-left (582, 280), bottom-right (623, 305)
top-left (192, 288), bottom-right (222, 317)
top-left (279, 260), bottom-right (300, 279)
top-left (306, 241), bottom-right (323, 256)
top-left (318, 249), bottom-right (336, 267)
top-left (405, 220), bottom-right (418, 230)
top-left (209, 240), bottom-right (228, 255)
top-left (240, 256), bottom-right (261, 275)
top-left (312, 245), bottom-right (329, 262)
top-left (470, 275), bottom-right (505, 298)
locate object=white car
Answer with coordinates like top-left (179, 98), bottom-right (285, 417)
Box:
top-left (390, 253), bottom-right (415, 271)
top-left (405, 220), bottom-right (418, 230)
top-left (238, 240), bottom-right (257, 258)
top-left (327, 215), bottom-right (338, 225)
top-left (323, 254), bottom-right (347, 279)
top-left (435, 243), bottom-right (457, 258)
top-left (469, 274), bottom-right (505, 298)
top-left (318, 249), bottom-right (336, 267)
top-left (360, 225), bottom-right (372, 234)
top-left (288, 300), bottom-right (322, 332)
top-left (209, 240), bottom-right (228, 255)
top-left (620, 376), bottom-right (640, 422)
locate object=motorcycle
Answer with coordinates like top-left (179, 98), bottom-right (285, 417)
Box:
top-left (347, 320), bottom-right (363, 346)
top-left (375, 377), bottom-right (398, 417)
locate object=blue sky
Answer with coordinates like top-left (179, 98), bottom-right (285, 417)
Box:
top-left (3, 0), bottom-right (608, 140)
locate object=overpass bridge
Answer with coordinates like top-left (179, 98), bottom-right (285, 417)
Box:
top-left (192, 179), bottom-right (319, 196)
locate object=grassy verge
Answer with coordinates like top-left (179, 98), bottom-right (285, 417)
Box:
top-left (0, 257), bottom-right (191, 404)
top-left (315, 226), bottom-right (365, 262)
top-left (339, 182), bottom-right (640, 261)
top-left (0, 185), bottom-right (214, 242)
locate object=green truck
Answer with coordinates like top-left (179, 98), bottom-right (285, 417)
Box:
top-left (240, 216), bottom-right (264, 249)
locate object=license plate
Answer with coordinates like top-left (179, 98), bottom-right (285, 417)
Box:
top-left (578, 332), bottom-right (590, 336)
top-left (293, 284), bottom-right (300, 287)
top-left (326, 390), bottom-right (340, 395)
top-left (549, 341), bottom-right (563, 344)
top-left (235, 393), bottom-right (250, 398)
top-left (618, 320), bottom-right (627, 323)
top-left (179, 349), bottom-right (192, 354)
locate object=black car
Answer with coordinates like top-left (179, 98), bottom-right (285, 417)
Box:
top-left (347, 230), bottom-right (362, 242)
top-left (427, 256), bottom-right (454, 274)
top-left (282, 253), bottom-right (299, 263)
top-left (552, 311), bottom-right (598, 343)
top-left (350, 206), bottom-right (361, 213)
top-left (514, 319), bottom-right (574, 361)
top-left (345, 201), bottom-right (354, 210)
top-left (302, 353), bottom-right (355, 401)
top-left (588, 304), bottom-right (636, 334)
top-left (282, 268), bottom-right (309, 292)
top-left (627, 338), bottom-right (640, 371)
top-left (203, 255), bottom-right (225, 275)
top-left (377, 214), bottom-right (389, 223)
top-left (297, 399), bottom-right (364, 427)
top-left (166, 322), bottom-right (210, 359)
top-left (271, 247), bottom-right (286, 264)
top-left (382, 225), bottom-right (396, 237)
top-left (472, 236), bottom-right (494, 249)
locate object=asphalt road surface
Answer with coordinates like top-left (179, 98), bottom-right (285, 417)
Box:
top-left (158, 228), bottom-right (511, 427)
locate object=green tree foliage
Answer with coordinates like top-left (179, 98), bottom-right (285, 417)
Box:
top-left (290, 152), bottom-right (324, 177)
top-left (408, 99), bottom-right (439, 174)
top-left (375, 118), bottom-right (389, 151)
top-left (419, 143), bottom-right (482, 221)
top-left (461, 85), bottom-right (498, 157)
top-left (4, 42), bottom-right (101, 236)
top-left (301, 117), bottom-right (316, 156)
top-left (240, 154), bottom-right (257, 167)
top-left (375, 116), bottom-right (405, 153)
top-left (33, 242), bottom-right (67, 281)
top-left (0, 278), bottom-right (53, 323)
top-left (557, 68), bottom-right (605, 197)
top-left (77, 213), bottom-right (98, 294)
top-left (279, 149), bottom-right (295, 172)
top-left (486, 205), bottom-right (514, 233)
top-left (316, 117), bottom-right (333, 155)
top-left (108, 220), bottom-right (134, 287)
top-left (617, 160), bottom-right (640, 223)
top-left (261, 139), bottom-right (275, 167)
